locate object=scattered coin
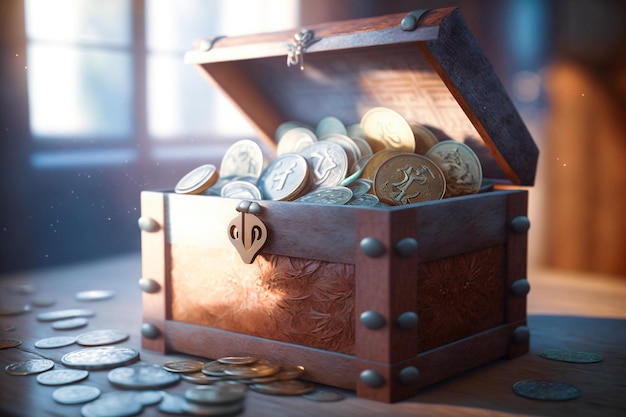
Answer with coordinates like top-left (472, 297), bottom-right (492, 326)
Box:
top-left (51, 317), bottom-right (89, 330)
top-left (36, 308), bottom-right (95, 322)
top-left (0, 324), bottom-right (16, 332)
top-left (184, 383), bottom-right (248, 405)
top-left (201, 361), bottom-right (230, 377)
top-left (302, 389), bottom-right (345, 402)
top-left (539, 349), bottom-right (604, 364)
top-left (217, 356), bottom-right (257, 365)
top-left (219, 139), bottom-right (265, 180)
top-left (175, 164), bottom-right (219, 195)
top-left (35, 335), bottom-right (77, 349)
top-left (0, 304), bottom-right (32, 316)
top-left (52, 385), bottom-right (101, 405)
top-left (75, 290), bottom-right (115, 301)
top-left (62, 346), bottom-right (140, 370)
top-left (80, 391), bottom-right (144, 417)
top-left (36, 369), bottom-right (89, 385)
top-left (133, 390), bottom-right (165, 406)
top-left (0, 338), bottom-right (21, 349)
top-left (108, 364), bottom-right (181, 390)
top-left (512, 379), bottom-right (582, 401)
top-left (163, 359), bottom-right (205, 373)
top-left (274, 365), bottom-right (305, 381)
top-left (181, 398), bottom-right (244, 416)
top-left (222, 359), bottom-right (280, 379)
top-left (7, 283), bottom-right (35, 295)
top-left (76, 329), bottom-right (129, 346)
top-left (158, 392), bottom-right (186, 414)
top-left (250, 379), bottom-right (315, 395)
top-left (30, 297), bottom-right (56, 307)
top-left (5, 359), bottom-right (54, 375)
top-left (181, 372), bottom-right (225, 385)
top-left (426, 141), bottom-right (482, 198)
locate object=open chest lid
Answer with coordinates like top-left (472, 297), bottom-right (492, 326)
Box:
top-left (184, 7), bottom-right (538, 186)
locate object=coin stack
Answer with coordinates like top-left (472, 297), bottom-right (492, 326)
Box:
top-left (175, 107), bottom-right (485, 206)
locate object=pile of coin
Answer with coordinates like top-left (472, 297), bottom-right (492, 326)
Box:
top-left (174, 107), bottom-right (485, 206)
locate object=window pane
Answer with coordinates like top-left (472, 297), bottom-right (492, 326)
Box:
top-left (27, 44), bottom-right (133, 139)
top-left (25, 0), bottom-right (131, 46)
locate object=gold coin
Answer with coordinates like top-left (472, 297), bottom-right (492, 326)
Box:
top-left (222, 359), bottom-right (280, 379)
top-left (258, 154), bottom-right (309, 201)
top-left (411, 123), bottom-right (439, 155)
top-left (250, 379), bottom-right (315, 395)
top-left (361, 107), bottom-right (415, 153)
top-left (217, 356), bottom-right (258, 365)
top-left (163, 360), bottom-right (205, 373)
top-left (373, 153), bottom-right (446, 205)
top-left (360, 149), bottom-right (403, 181)
top-left (175, 164), bottom-right (219, 195)
top-left (274, 365), bottom-right (304, 381)
top-left (201, 361), bottom-right (229, 376)
top-left (425, 141), bottom-right (482, 198)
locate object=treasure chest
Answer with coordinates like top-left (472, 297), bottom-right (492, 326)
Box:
top-left (138, 8), bottom-right (538, 403)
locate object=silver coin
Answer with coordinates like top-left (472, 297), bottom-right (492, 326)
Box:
top-left (315, 116), bottom-right (347, 138)
top-left (52, 317), bottom-right (89, 330)
top-left (220, 180), bottom-right (262, 200)
top-left (5, 358), bottom-right (54, 375)
top-left (36, 308), bottom-right (95, 322)
top-left (258, 153), bottom-right (309, 201)
top-left (296, 186), bottom-right (353, 205)
top-left (75, 290), bottom-right (115, 301)
top-left (76, 329), bottom-right (129, 346)
top-left (346, 179), bottom-right (372, 196)
top-left (0, 304), bottom-right (32, 316)
top-left (184, 384), bottom-right (247, 405)
top-left (158, 392), bottom-right (186, 414)
top-left (132, 390), bottom-right (164, 406)
top-left (539, 349), bottom-right (604, 364)
top-left (52, 384), bottom-right (101, 405)
top-left (182, 372), bottom-right (228, 385)
top-left (0, 338), bottom-right (21, 349)
top-left (320, 133), bottom-right (362, 174)
top-left (175, 164), bottom-right (219, 195)
top-left (108, 364), bottom-right (180, 390)
top-left (62, 346), bottom-right (140, 370)
top-left (35, 335), bottom-right (77, 349)
top-left (36, 369), bottom-right (89, 385)
top-left (512, 379), bottom-right (582, 401)
top-left (346, 193), bottom-right (379, 207)
top-left (81, 391), bottom-right (144, 417)
top-left (302, 389), bottom-right (345, 402)
top-left (276, 127), bottom-right (317, 155)
top-left (30, 297), bottom-right (56, 307)
top-left (181, 398), bottom-right (244, 416)
top-left (300, 141), bottom-right (348, 189)
top-left (219, 139), bottom-right (264, 179)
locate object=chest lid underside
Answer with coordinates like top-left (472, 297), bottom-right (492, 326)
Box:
top-left (185, 8), bottom-right (538, 186)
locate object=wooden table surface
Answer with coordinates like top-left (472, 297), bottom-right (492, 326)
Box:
top-left (0, 253), bottom-right (625, 417)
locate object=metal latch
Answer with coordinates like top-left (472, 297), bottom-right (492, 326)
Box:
top-left (227, 200), bottom-right (268, 264)
top-left (287, 29), bottom-right (320, 70)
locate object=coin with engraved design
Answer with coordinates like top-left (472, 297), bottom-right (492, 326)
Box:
top-left (52, 385), bottom-right (101, 405)
top-left (296, 186), bottom-right (353, 205)
top-left (175, 164), bottom-right (219, 195)
top-left (5, 359), bottom-right (54, 375)
top-left (277, 127), bottom-right (317, 155)
top-left (361, 107), bottom-right (415, 153)
top-left (299, 141), bottom-right (348, 189)
top-left (257, 154), bottom-right (309, 201)
top-left (62, 346), bottom-right (140, 370)
top-left (219, 139), bottom-right (264, 180)
top-left (512, 379), bottom-right (581, 401)
top-left (426, 141), bottom-right (482, 198)
top-left (36, 369), bottom-right (89, 385)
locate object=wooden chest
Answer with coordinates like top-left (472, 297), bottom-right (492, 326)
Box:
top-left (138, 8), bottom-right (538, 403)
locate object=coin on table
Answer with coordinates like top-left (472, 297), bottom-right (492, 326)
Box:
top-left (316, 116), bottom-right (347, 138)
top-left (346, 193), bottom-right (380, 207)
top-left (182, 398), bottom-right (245, 416)
top-left (35, 335), bottom-right (77, 349)
top-left (132, 390), bottom-right (164, 406)
top-left (36, 369), bottom-right (89, 385)
top-left (257, 153), bottom-right (309, 201)
top-left (0, 324), bottom-right (16, 332)
top-left (108, 364), bottom-right (181, 390)
top-left (539, 349), bottom-right (604, 364)
top-left (217, 356), bottom-right (258, 366)
top-left (36, 308), bottom-right (95, 322)
top-left (0, 304), bottom-right (32, 316)
top-left (181, 372), bottom-right (226, 385)
top-left (201, 361), bottom-right (230, 377)
top-left (302, 389), bottom-right (345, 402)
top-left (80, 391), bottom-right (144, 417)
top-left (52, 317), bottom-right (89, 330)
top-left (62, 346), bottom-right (140, 370)
top-left (277, 127), bottom-right (317, 155)
top-left (223, 359), bottom-right (280, 379)
top-left (512, 379), bottom-right (582, 401)
top-left (158, 392), bottom-right (186, 414)
top-left (76, 329), bottom-right (129, 346)
top-left (175, 164), bottom-right (219, 195)
top-left (30, 297), bottom-right (56, 307)
top-left (184, 383), bottom-right (248, 404)
top-left (7, 283), bottom-right (35, 294)
top-left (52, 384), bottom-right (101, 405)
top-left (426, 141), bottom-right (482, 198)
top-left (320, 133), bottom-right (362, 174)
top-left (373, 153), bottom-right (446, 205)
top-left (296, 186), bottom-right (353, 205)
top-left (411, 123), bottom-right (439, 155)
top-left (219, 139), bottom-right (264, 180)
top-left (361, 107), bottom-right (415, 153)
top-left (75, 289), bottom-right (115, 301)
top-left (250, 379), bottom-right (315, 395)
top-left (163, 359), bottom-right (205, 373)
top-left (0, 338), bottom-right (21, 349)
top-left (5, 358), bottom-right (54, 375)
top-left (220, 180), bottom-right (262, 200)
top-left (274, 365), bottom-right (305, 381)
top-left (300, 141), bottom-right (348, 189)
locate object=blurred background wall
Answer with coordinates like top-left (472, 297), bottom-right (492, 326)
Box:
top-left (1, 0), bottom-right (624, 276)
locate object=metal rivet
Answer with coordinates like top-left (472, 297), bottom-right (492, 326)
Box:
top-left (360, 237), bottom-right (386, 258)
top-left (360, 369), bottom-right (385, 388)
top-left (512, 326), bottom-right (530, 344)
top-left (401, 15), bottom-right (418, 31)
top-left (360, 311), bottom-right (386, 330)
top-left (141, 323), bottom-right (161, 339)
top-left (511, 216), bottom-right (530, 234)
top-left (395, 237), bottom-right (418, 257)
top-left (237, 200), bottom-right (251, 213)
top-left (396, 312), bottom-right (419, 330)
top-left (138, 278), bottom-right (160, 293)
top-left (511, 279), bottom-right (530, 297)
top-left (397, 366), bottom-right (420, 385)
top-left (248, 202), bottom-right (262, 214)
top-left (138, 216), bottom-right (160, 233)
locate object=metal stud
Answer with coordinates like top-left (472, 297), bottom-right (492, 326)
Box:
top-left (138, 278), bottom-right (160, 294)
top-left (510, 216), bottom-right (531, 234)
top-left (360, 237), bottom-right (386, 258)
top-left (400, 10), bottom-right (428, 31)
top-left (138, 216), bottom-right (160, 233)
top-left (360, 311), bottom-right (386, 330)
top-left (512, 326), bottom-right (530, 344)
top-left (248, 202), bottom-right (262, 214)
top-left (360, 369), bottom-right (385, 388)
top-left (397, 366), bottom-right (420, 385)
top-left (141, 323), bottom-right (161, 339)
top-left (511, 279), bottom-right (530, 297)
top-left (395, 237), bottom-right (418, 257)
top-left (396, 312), bottom-right (419, 330)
